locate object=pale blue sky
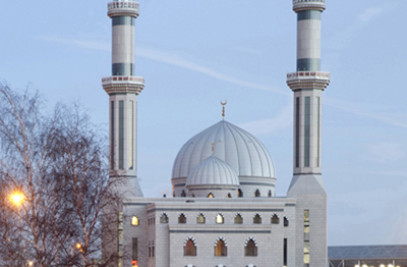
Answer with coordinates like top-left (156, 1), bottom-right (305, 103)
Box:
top-left (1, 0), bottom-right (407, 246)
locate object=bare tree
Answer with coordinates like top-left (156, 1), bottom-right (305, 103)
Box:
top-left (0, 83), bottom-right (119, 266)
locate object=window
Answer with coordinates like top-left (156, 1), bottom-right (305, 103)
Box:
top-left (131, 216), bottom-right (139, 226)
top-left (227, 193), bottom-right (232, 198)
top-left (178, 214), bottom-right (187, 224)
top-left (214, 239), bottom-right (227, 256)
top-left (160, 213), bottom-right (168, 224)
top-left (254, 189), bottom-right (260, 197)
top-left (304, 209), bottom-right (310, 267)
top-left (208, 192), bottom-right (214, 198)
top-left (181, 190), bottom-right (186, 197)
top-left (234, 214), bottom-right (243, 224)
top-left (245, 239), bottom-right (258, 256)
top-left (271, 214), bottom-right (280, 224)
top-left (197, 213), bottom-right (205, 224)
top-left (132, 238), bottom-right (138, 266)
top-left (148, 241), bottom-right (155, 258)
top-left (184, 239), bottom-right (197, 256)
top-left (284, 216), bottom-right (289, 227)
top-left (216, 214), bottom-right (224, 224)
top-left (238, 189), bottom-right (243, 197)
top-left (253, 214), bottom-right (261, 224)
top-left (268, 190), bottom-right (272, 197)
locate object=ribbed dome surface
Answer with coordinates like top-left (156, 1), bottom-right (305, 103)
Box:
top-left (186, 156), bottom-right (239, 186)
top-left (172, 120), bottom-right (275, 179)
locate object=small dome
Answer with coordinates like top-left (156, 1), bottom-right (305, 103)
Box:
top-left (172, 120), bottom-right (275, 179)
top-left (186, 156), bottom-right (239, 186)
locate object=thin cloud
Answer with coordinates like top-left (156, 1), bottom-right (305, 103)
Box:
top-left (238, 103), bottom-right (292, 136)
top-left (36, 35), bottom-right (407, 130)
top-left (36, 35), bottom-right (287, 95)
top-left (358, 7), bottom-right (382, 22)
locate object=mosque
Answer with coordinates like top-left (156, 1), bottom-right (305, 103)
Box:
top-left (101, 0), bottom-right (330, 266)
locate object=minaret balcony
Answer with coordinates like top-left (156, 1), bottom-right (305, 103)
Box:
top-left (293, 0), bottom-right (325, 12)
top-left (108, 1), bottom-right (139, 18)
top-left (102, 76), bottom-right (144, 95)
top-left (287, 71), bottom-right (330, 91)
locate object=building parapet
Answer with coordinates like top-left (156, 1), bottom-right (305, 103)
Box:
top-left (286, 71), bottom-right (330, 91)
top-left (102, 76), bottom-right (144, 95)
top-left (108, 1), bottom-right (139, 18)
top-left (293, 0), bottom-right (325, 12)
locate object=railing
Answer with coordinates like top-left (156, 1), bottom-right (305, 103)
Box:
top-left (293, 0), bottom-right (325, 3)
top-left (108, 1), bottom-right (139, 10)
top-left (102, 76), bottom-right (144, 84)
top-left (287, 71), bottom-right (330, 79)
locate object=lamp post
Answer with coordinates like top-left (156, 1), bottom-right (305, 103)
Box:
top-left (8, 190), bottom-right (26, 267)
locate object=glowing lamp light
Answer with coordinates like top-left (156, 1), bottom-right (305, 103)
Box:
top-left (132, 260), bottom-right (138, 267)
top-left (9, 191), bottom-right (25, 207)
top-left (27, 260), bottom-right (34, 266)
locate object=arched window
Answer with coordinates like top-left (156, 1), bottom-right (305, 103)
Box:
top-left (160, 213), bottom-right (168, 224)
top-left (254, 189), bottom-right (260, 197)
top-left (216, 214), bottom-right (224, 224)
top-left (208, 192), bottom-right (214, 198)
top-left (284, 216), bottom-right (289, 227)
top-left (234, 214), bottom-right (243, 224)
top-left (184, 239), bottom-right (197, 256)
top-left (197, 213), bottom-right (205, 224)
top-left (245, 239), bottom-right (258, 256)
top-left (253, 214), bottom-right (262, 224)
top-left (131, 216), bottom-right (139, 226)
top-left (226, 193), bottom-right (232, 198)
top-left (178, 213), bottom-right (187, 224)
top-left (271, 214), bottom-right (280, 224)
top-left (214, 239), bottom-right (227, 256)
top-left (238, 189), bottom-right (243, 197)
top-left (181, 190), bottom-right (186, 197)
top-left (268, 190), bottom-right (272, 197)
top-left (191, 194), bottom-right (195, 197)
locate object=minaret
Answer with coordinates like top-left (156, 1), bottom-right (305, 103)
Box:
top-left (102, 0), bottom-right (144, 198)
top-left (286, 0), bottom-right (330, 267)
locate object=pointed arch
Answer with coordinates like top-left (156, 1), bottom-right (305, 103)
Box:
top-left (216, 213), bottom-right (224, 224)
top-left (254, 189), bottom-right (260, 197)
top-left (268, 190), bottom-right (272, 197)
top-left (208, 192), bottom-right (214, 198)
top-left (197, 213), bottom-right (205, 224)
top-left (160, 213), bottom-right (168, 224)
top-left (271, 214), bottom-right (280, 224)
top-left (253, 214), bottom-right (262, 224)
top-left (178, 213), bottom-right (187, 224)
top-left (245, 238), bottom-right (258, 256)
top-left (181, 190), bottom-right (186, 197)
top-left (234, 213), bottom-right (243, 224)
top-left (284, 216), bottom-right (289, 227)
top-left (184, 238), bottom-right (197, 256)
top-left (227, 193), bottom-right (232, 198)
top-left (214, 238), bottom-right (227, 256)
top-left (238, 188), bottom-right (243, 197)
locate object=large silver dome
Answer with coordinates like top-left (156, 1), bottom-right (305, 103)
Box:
top-left (171, 120), bottom-right (276, 198)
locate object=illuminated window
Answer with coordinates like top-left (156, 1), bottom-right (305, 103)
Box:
top-left (284, 216), bottom-right (289, 227)
top-left (197, 213), bottom-right (205, 224)
top-left (184, 239), bottom-right (197, 256)
top-left (208, 192), bottom-right (214, 198)
top-left (304, 209), bottom-right (310, 267)
top-left (132, 238), bottom-right (138, 266)
top-left (245, 239), bottom-right (258, 256)
top-left (253, 214), bottom-right (261, 224)
top-left (178, 214), bottom-right (187, 224)
top-left (160, 213), bottom-right (168, 224)
top-left (131, 216), bottom-right (139, 226)
top-left (214, 239), bottom-right (227, 256)
top-left (216, 214), bottom-right (224, 224)
top-left (254, 189), bottom-right (260, 197)
top-left (271, 214), bottom-right (280, 224)
top-left (234, 214), bottom-right (243, 224)
top-left (227, 193), bottom-right (232, 198)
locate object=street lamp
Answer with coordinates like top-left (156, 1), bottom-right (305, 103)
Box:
top-left (9, 190), bottom-right (25, 207)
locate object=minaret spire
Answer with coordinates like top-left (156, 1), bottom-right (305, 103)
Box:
top-left (286, 1), bottom-right (329, 266)
top-left (102, 0), bottom-right (144, 197)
